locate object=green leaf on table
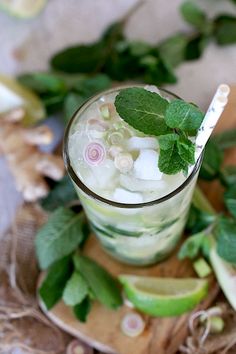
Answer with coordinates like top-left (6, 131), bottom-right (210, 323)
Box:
top-left (180, 1), bottom-right (208, 31)
top-left (39, 256), bottom-right (73, 310)
top-left (102, 21), bottom-right (124, 44)
top-left (63, 92), bottom-right (86, 124)
top-left (74, 74), bottom-right (112, 97)
top-left (212, 128), bottom-right (236, 150)
top-left (114, 88), bottom-right (169, 136)
top-left (51, 42), bottom-right (106, 73)
top-left (186, 205), bottom-right (216, 234)
top-left (35, 208), bottom-right (87, 270)
top-left (224, 185), bottom-right (236, 218)
top-left (220, 166), bottom-right (236, 187)
top-left (17, 72), bottom-right (67, 95)
top-left (165, 99), bottom-right (204, 133)
top-left (40, 175), bottom-right (78, 211)
top-left (199, 140), bottom-right (223, 180)
top-left (63, 272), bottom-right (88, 306)
top-left (217, 217), bottom-right (236, 264)
top-left (185, 34), bottom-right (208, 60)
top-left (177, 137), bottom-right (195, 164)
top-left (73, 254), bottom-right (122, 309)
top-left (158, 143), bottom-right (188, 174)
top-left (214, 15), bottom-right (236, 45)
top-left (73, 297), bottom-right (91, 322)
top-left (143, 56), bottom-right (177, 85)
top-left (178, 232), bottom-right (205, 260)
top-left (41, 92), bottom-right (66, 115)
top-left (129, 41), bottom-right (152, 57)
top-left (158, 33), bottom-right (188, 68)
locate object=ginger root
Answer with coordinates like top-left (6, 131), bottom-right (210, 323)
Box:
top-left (0, 108), bottom-right (65, 202)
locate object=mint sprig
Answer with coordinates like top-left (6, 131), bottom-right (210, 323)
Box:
top-left (115, 87), bottom-right (203, 175)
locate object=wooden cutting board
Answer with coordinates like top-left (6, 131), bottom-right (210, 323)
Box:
top-left (39, 86), bottom-right (236, 354)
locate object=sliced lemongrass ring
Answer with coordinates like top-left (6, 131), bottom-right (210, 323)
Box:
top-left (108, 131), bottom-right (124, 145)
top-left (87, 118), bottom-right (108, 131)
top-left (99, 103), bottom-right (115, 120)
top-left (109, 145), bottom-right (123, 158)
top-left (83, 142), bottom-right (106, 166)
top-left (114, 152), bottom-right (133, 173)
top-left (121, 313), bottom-right (145, 337)
top-left (66, 339), bottom-right (93, 354)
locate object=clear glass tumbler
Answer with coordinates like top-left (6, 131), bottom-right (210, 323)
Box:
top-left (63, 86), bottom-right (202, 266)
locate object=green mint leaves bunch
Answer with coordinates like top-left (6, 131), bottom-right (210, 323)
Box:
top-left (36, 207), bottom-right (122, 322)
top-left (115, 87), bottom-right (204, 175)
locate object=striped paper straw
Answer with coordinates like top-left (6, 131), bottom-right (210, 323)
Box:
top-left (194, 84), bottom-right (230, 162)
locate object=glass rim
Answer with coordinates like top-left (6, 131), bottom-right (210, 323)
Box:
top-left (63, 85), bottom-right (203, 209)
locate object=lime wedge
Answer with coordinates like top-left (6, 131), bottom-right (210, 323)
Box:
top-left (119, 275), bottom-right (208, 317)
top-left (0, 0), bottom-right (47, 18)
top-left (0, 74), bottom-right (45, 125)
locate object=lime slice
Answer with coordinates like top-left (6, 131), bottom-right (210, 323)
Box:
top-left (119, 275), bottom-right (208, 317)
top-left (0, 0), bottom-right (47, 19)
top-left (0, 74), bottom-right (45, 125)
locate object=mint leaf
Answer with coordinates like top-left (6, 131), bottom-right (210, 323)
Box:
top-left (158, 133), bottom-right (179, 150)
top-left (186, 205), bottom-right (216, 234)
top-left (159, 34), bottom-right (188, 68)
top-left (40, 176), bottom-right (77, 211)
top-left (212, 128), bottom-right (236, 150)
top-left (63, 93), bottom-right (86, 124)
top-left (200, 140), bottom-right (223, 181)
top-left (178, 232), bottom-right (205, 260)
top-left (74, 74), bottom-right (111, 97)
top-left (165, 99), bottom-right (204, 132)
top-left (220, 166), bottom-right (236, 187)
top-left (180, 1), bottom-right (208, 31)
top-left (63, 272), bottom-right (88, 306)
top-left (51, 42), bottom-right (106, 73)
top-left (185, 34), bottom-right (208, 61)
top-left (39, 256), bottom-right (73, 310)
top-left (158, 143), bottom-right (187, 174)
top-left (73, 297), bottom-right (91, 322)
top-left (224, 185), bottom-right (236, 218)
top-left (217, 217), bottom-right (236, 264)
top-left (73, 254), bottom-right (122, 309)
top-left (35, 208), bottom-right (87, 270)
top-left (177, 137), bottom-right (195, 164)
top-left (18, 72), bottom-right (67, 95)
top-left (214, 15), bottom-right (236, 45)
top-left (115, 87), bottom-right (169, 136)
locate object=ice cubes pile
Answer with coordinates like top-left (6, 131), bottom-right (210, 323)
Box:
top-left (68, 89), bottom-right (186, 204)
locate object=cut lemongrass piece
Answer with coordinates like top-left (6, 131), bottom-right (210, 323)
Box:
top-left (193, 258), bottom-right (212, 278)
top-left (121, 313), bottom-right (145, 337)
top-left (108, 131), bottom-right (124, 145)
top-left (194, 84), bottom-right (230, 162)
top-left (66, 339), bottom-right (93, 354)
top-left (109, 145), bottom-right (123, 158)
top-left (114, 153), bottom-right (133, 173)
top-left (100, 104), bottom-right (110, 120)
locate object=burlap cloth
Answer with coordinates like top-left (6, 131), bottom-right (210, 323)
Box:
top-left (0, 203), bottom-right (71, 354)
top-left (1, 202), bottom-right (236, 354)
